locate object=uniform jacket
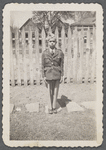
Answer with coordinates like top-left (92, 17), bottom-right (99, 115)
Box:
top-left (42, 48), bottom-right (64, 80)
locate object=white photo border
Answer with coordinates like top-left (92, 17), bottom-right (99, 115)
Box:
top-left (3, 3), bottom-right (103, 147)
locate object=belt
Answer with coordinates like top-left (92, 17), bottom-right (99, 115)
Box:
top-left (44, 66), bottom-right (61, 71)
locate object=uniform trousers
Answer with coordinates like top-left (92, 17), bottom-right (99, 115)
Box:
top-left (46, 80), bottom-right (60, 109)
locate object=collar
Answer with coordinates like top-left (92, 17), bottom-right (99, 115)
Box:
top-left (46, 47), bottom-right (59, 58)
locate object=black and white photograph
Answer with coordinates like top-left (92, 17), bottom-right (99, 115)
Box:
top-left (3, 3), bottom-right (103, 147)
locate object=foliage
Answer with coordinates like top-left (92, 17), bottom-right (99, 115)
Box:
top-left (32, 11), bottom-right (75, 29)
top-left (75, 11), bottom-right (96, 22)
top-left (32, 11), bottom-right (96, 29)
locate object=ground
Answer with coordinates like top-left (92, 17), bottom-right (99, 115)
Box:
top-left (10, 83), bottom-right (96, 140)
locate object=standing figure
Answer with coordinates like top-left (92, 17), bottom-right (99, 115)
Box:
top-left (42, 33), bottom-right (64, 114)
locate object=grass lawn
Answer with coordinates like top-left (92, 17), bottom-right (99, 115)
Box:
top-left (10, 83), bottom-right (96, 140)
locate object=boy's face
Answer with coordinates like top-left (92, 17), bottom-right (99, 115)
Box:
top-left (48, 39), bottom-right (56, 49)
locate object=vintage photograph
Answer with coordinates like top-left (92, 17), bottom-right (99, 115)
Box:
top-left (3, 4), bottom-right (103, 147)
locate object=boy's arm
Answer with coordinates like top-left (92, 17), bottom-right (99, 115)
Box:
top-left (42, 52), bottom-right (48, 85)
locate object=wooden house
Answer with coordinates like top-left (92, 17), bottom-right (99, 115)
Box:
top-left (18, 17), bottom-right (70, 53)
top-left (71, 17), bottom-right (96, 53)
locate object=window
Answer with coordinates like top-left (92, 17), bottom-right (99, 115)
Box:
top-left (32, 32), bottom-right (35, 48)
top-left (84, 36), bottom-right (87, 43)
top-left (12, 33), bottom-right (15, 39)
top-left (25, 32), bottom-right (28, 38)
top-left (25, 32), bottom-right (28, 44)
top-left (12, 40), bottom-right (15, 48)
top-left (39, 40), bottom-right (42, 46)
top-left (32, 32), bottom-right (35, 39)
top-left (84, 31), bottom-right (87, 43)
top-left (65, 33), bottom-right (68, 37)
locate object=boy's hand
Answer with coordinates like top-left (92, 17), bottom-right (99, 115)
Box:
top-left (43, 77), bottom-right (48, 88)
top-left (43, 77), bottom-right (47, 84)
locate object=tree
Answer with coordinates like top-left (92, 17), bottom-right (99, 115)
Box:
top-left (32, 11), bottom-right (75, 30)
top-left (32, 11), bottom-right (96, 28)
top-left (74, 11), bottom-right (96, 22)
top-left (32, 11), bottom-right (96, 35)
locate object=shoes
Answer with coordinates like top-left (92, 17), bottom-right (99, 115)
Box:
top-left (48, 108), bottom-right (57, 114)
top-left (53, 108), bottom-right (57, 114)
top-left (48, 108), bottom-right (53, 114)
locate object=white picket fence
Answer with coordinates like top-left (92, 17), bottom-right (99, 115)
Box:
top-left (10, 25), bottom-right (96, 86)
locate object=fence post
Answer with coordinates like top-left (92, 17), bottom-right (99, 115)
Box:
top-left (29, 27), bottom-right (34, 85)
top-left (76, 29), bottom-right (80, 83)
top-left (55, 27), bottom-right (59, 49)
top-left (22, 28), bottom-right (27, 86)
top-left (73, 27), bottom-right (78, 83)
top-left (35, 26), bottom-right (40, 85)
top-left (77, 27), bottom-right (84, 83)
top-left (41, 28), bottom-right (46, 84)
top-left (61, 25), bottom-right (66, 82)
top-left (42, 27), bottom-right (46, 52)
top-left (16, 30), bottom-right (21, 86)
top-left (67, 26), bottom-right (72, 83)
top-left (91, 26), bottom-right (96, 83)
top-left (85, 27), bottom-right (90, 84)
top-left (10, 31), bottom-right (15, 86)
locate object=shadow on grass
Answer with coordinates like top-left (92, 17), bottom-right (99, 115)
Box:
top-left (57, 95), bottom-right (72, 109)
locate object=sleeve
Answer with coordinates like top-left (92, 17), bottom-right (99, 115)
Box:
top-left (61, 51), bottom-right (64, 76)
top-left (42, 52), bottom-right (45, 78)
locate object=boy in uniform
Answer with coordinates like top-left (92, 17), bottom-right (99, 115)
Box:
top-left (42, 33), bottom-right (64, 114)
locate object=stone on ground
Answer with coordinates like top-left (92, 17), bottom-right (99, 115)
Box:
top-left (66, 102), bottom-right (84, 112)
top-left (25, 102), bottom-right (39, 113)
top-left (45, 105), bottom-right (49, 114)
top-left (10, 104), bottom-right (14, 113)
top-left (16, 107), bottom-right (21, 112)
top-left (81, 101), bottom-right (96, 110)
